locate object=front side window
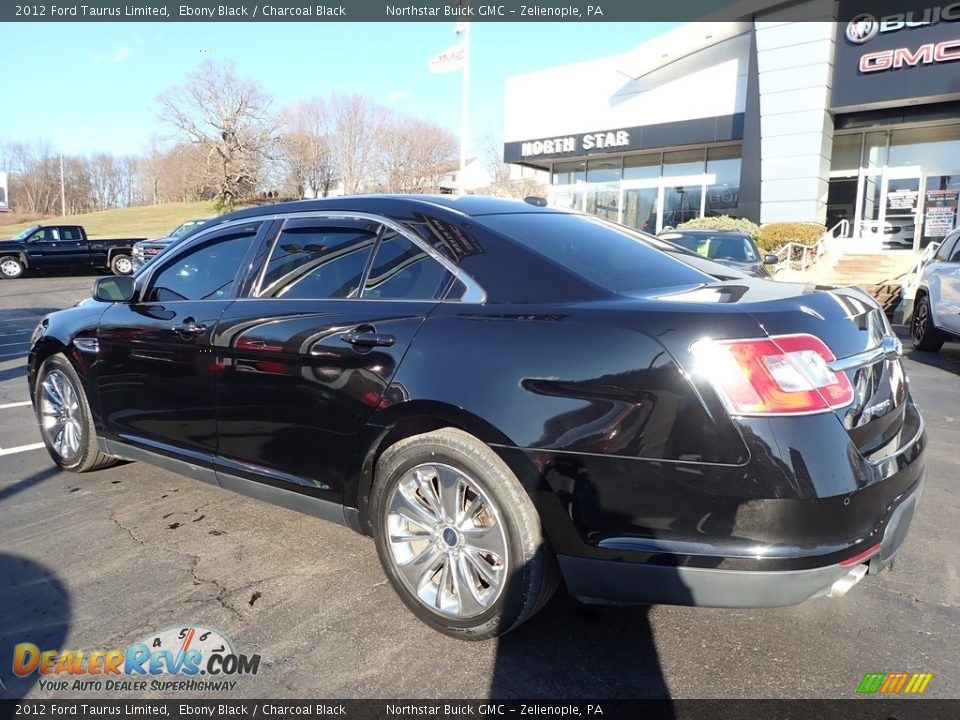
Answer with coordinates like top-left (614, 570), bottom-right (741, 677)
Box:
top-left (147, 225), bottom-right (259, 302)
top-left (363, 230), bottom-right (452, 301)
top-left (258, 220), bottom-right (378, 300)
top-left (935, 232), bottom-right (958, 261)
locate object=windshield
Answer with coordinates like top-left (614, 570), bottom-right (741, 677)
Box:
top-left (479, 213), bottom-right (714, 293)
top-left (10, 226), bottom-right (40, 241)
top-left (660, 232), bottom-right (758, 263)
top-left (169, 220), bottom-right (205, 238)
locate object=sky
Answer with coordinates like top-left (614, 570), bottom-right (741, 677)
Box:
top-left (0, 21), bottom-right (677, 159)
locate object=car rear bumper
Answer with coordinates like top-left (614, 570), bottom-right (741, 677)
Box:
top-left (558, 474), bottom-right (923, 607)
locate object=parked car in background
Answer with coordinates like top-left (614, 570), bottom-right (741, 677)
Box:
top-left (0, 224), bottom-right (144, 279)
top-left (29, 196), bottom-right (924, 639)
top-left (130, 218), bottom-right (211, 272)
top-left (658, 229), bottom-right (778, 278)
top-left (911, 227), bottom-right (960, 353)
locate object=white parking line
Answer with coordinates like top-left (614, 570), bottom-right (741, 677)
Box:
top-left (0, 401), bottom-right (32, 410)
top-left (0, 442), bottom-right (45, 457)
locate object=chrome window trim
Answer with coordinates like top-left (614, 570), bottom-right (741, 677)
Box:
top-left (251, 210), bottom-right (486, 304)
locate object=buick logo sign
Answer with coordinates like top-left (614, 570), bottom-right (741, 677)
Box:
top-left (847, 14), bottom-right (880, 44)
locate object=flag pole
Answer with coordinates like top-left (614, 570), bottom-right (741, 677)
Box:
top-left (458, 22), bottom-right (471, 196)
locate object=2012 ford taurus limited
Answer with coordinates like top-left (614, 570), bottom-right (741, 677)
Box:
top-left (28, 195), bottom-right (926, 639)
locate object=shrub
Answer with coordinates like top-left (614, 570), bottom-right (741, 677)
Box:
top-left (757, 222), bottom-right (827, 253)
top-left (676, 215), bottom-right (761, 239)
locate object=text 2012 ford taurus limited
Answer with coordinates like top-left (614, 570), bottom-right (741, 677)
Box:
top-left (28, 196), bottom-right (925, 639)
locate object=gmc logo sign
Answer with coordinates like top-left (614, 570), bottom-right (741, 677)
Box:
top-left (860, 38), bottom-right (960, 71)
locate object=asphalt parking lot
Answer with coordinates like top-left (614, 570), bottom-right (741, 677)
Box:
top-left (1, 273), bottom-right (959, 701)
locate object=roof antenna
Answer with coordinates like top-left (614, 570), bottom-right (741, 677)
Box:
top-left (524, 196), bottom-right (548, 207)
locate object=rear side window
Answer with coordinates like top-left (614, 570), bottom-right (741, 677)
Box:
top-left (61, 227), bottom-right (82, 241)
top-left (363, 230), bottom-right (452, 301)
top-left (479, 213), bottom-right (711, 293)
top-left (258, 220), bottom-right (378, 300)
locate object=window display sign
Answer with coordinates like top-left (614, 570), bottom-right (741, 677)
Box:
top-left (887, 189), bottom-right (919, 211)
top-left (924, 188), bottom-right (959, 237)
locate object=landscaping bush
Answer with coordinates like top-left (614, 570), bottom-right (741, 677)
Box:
top-left (676, 215), bottom-right (760, 239)
top-left (757, 222), bottom-right (827, 253)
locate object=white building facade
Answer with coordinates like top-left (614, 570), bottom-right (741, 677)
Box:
top-left (503, 0), bottom-right (960, 252)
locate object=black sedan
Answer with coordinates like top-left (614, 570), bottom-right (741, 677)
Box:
top-left (659, 228), bottom-right (778, 278)
top-left (27, 196), bottom-right (925, 639)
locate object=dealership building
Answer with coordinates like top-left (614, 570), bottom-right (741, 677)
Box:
top-left (502, 0), bottom-right (960, 253)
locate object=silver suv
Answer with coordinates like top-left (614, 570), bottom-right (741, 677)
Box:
top-left (911, 228), bottom-right (960, 353)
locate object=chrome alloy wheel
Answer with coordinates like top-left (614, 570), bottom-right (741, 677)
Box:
top-left (114, 256), bottom-right (133, 274)
top-left (39, 370), bottom-right (84, 460)
top-left (385, 463), bottom-right (508, 619)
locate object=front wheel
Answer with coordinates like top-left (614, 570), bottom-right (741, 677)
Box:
top-left (110, 254), bottom-right (133, 275)
top-left (911, 294), bottom-right (944, 353)
top-left (35, 354), bottom-right (118, 472)
top-left (0, 256), bottom-right (25, 279)
top-left (371, 428), bottom-right (558, 640)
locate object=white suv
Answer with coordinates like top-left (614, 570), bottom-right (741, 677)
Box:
top-left (912, 228), bottom-right (960, 353)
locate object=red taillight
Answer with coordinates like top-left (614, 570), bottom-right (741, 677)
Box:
top-left (690, 333), bottom-right (854, 416)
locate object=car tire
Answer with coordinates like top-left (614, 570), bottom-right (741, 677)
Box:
top-left (110, 254), bottom-right (133, 275)
top-left (35, 354), bottom-right (118, 472)
top-left (0, 256), bottom-right (25, 279)
top-left (911, 293), bottom-right (944, 353)
top-left (371, 428), bottom-right (558, 640)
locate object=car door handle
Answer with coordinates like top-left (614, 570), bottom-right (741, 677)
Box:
top-left (174, 318), bottom-right (208, 336)
top-left (341, 328), bottom-right (395, 348)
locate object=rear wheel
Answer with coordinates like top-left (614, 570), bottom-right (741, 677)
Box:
top-left (911, 293), bottom-right (944, 353)
top-left (371, 428), bottom-right (558, 640)
top-left (110, 254), bottom-right (133, 275)
top-left (35, 354), bottom-right (117, 472)
top-left (0, 256), bottom-right (25, 279)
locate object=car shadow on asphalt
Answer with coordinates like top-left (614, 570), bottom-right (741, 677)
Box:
top-left (0, 364), bottom-right (27, 384)
top-left (0, 553), bottom-right (72, 699)
top-left (903, 345), bottom-right (960, 374)
top-left (0, 466), bottom-right (60, 504)
top-left (491, 592), bottom-right (675, 702)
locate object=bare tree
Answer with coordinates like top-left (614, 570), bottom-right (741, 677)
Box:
top-left (477, 131), bottom-right (547, 199)
top-left (279, 98), bottom-right (337, 198)
top-left (377, 115), bottom-right (458, 193)
top-left (329, 93), bottom-right (387, 195)
top-left (156, 60), bottom-right (275, 209)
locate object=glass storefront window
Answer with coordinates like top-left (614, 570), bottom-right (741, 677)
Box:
top-left (663, 149), bottom-right (705, 177)
top-left (663, 185), bottom-right (703, 229)
top-left (831, 134), bottom-right (861, 177)
top-left (889, 126), bottom-right (960, 173)
top-left (864, 132), bottom-right (887, 171)
top-left (622, 187), bottom-right (659, 234)
top-left (586, 158), bottom-right (621, 183)
top-left (623, 153), bottom-right (660, 180)
top-left (705, 146), bottom-right (740, 217)
top-left (585, 183), bottom-right (619, 222)
top-left (552, 161), bottom-right (585, 186)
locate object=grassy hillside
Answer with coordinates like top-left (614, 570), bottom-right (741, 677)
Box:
top-left (0, 201), bottom-right (222, 239)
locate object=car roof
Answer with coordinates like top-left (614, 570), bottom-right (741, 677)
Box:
top-left (661, 229), bottom-right (751, 236)
top-left (215, 194), bottom-right (565, 223)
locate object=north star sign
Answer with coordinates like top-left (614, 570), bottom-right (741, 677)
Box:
top-left (521, 130), bottom-right (630, 158)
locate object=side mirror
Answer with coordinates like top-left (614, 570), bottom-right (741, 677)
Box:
top-left (93, 275), bottom-right (135, 303)
top-left (763, 254), bottom-right (778, 265)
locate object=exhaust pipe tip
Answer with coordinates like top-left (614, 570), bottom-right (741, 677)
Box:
top-left (828, 563), bottom-right (869, 599)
